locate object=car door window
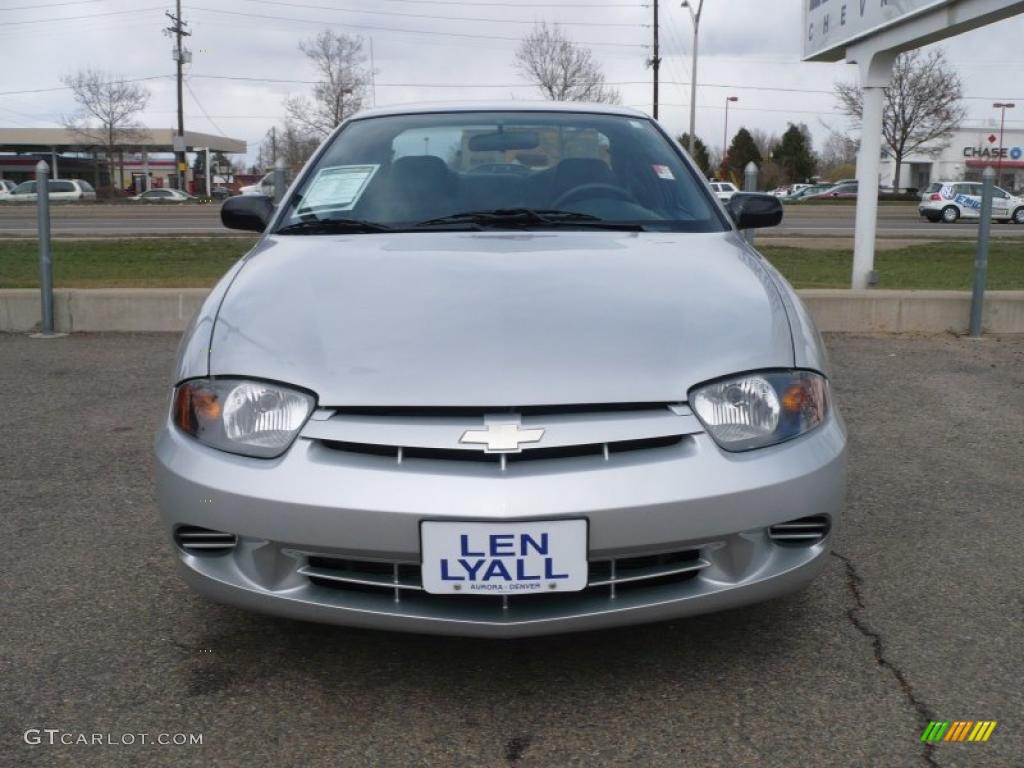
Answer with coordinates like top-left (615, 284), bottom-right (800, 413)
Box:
top-left (49, 181), bottom-right (75, 193)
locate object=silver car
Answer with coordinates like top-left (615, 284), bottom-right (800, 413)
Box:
top-left (155, 103), bottom-right (846, 638)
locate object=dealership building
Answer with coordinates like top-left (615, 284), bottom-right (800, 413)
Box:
top-left (880, 125), bottom-right (1024, 193)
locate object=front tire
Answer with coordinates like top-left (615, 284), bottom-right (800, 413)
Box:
top-left (941, 206), bottom-right (960, 223)
top-left (1013, 207), bottom-right (1024, 225)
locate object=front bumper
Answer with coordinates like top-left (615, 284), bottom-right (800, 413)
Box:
top-left (155, 413), bottom-right (846, 638)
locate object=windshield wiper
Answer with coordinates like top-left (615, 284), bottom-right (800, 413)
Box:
top-left (415, 209), bottom-right (645, 231)
top-left (276, 217), bottom-right (394, 235)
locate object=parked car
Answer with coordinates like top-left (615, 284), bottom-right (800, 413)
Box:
top-left (128, 188), bottom-right (195, 203)
top-left (803, 182), bottom-right (858, 200)
top-left (2, 178), bottom-right (96, 202)
top-left (709, 181), bottom-right (739, 202)
top-left (210, 185), bottom-right (236, 199)
top-left (919, 181), bottom-right (1024, 224)
top-left (0, 179), bottom-right (16, 197)
top-left (240, 171), bottom-right (275, 196)
top-left (156, 102), bottom-right (846, 638)
top-left (781, 183), bottom-right (833, 202)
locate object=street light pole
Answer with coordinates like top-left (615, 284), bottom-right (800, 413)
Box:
top-left (682, 0), bottom-right (704, 156)
top-left (723, 96), bottom-right (738, 169)
top-left (993, 102), bottom-right (1016, 188)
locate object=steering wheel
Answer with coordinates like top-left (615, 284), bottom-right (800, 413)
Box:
top-left (552, 183), bottom-right (635, 209)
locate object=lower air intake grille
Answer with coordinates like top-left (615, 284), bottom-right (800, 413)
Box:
top-left (299, 548), bottom-right (708, 605)
top-left (768, 515), bottom-right (830, 545)
top-left (174, 526), bottom-right (238, 554)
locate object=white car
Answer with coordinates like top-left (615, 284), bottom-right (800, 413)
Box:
top-left (709, 181), bottom-right (739, 202)
top-left (0, 179), bottom-right (16, 197)
top-left (240, 172), bottom-right (275, 196)
top-left (919, 181), bottom-right (1024, 224)
top-left (129, 188), bottom-right (194, 203)
top-left (3, 178), bottom-right (97, 202)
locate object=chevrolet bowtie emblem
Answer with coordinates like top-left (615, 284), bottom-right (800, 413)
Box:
top-left (459, 421), bottom-right (545, 453)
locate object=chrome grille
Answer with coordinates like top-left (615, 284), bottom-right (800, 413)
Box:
top-left (174, 526), bottom-right (238, 553)
top-left (322, 434), bottom-right (685, 464)
top-left (768, 515), bottom-right (830, 544)
top-left (300, 548), bottom-right (709, 606)
top-left (301, 403), bottom-right (703, 469)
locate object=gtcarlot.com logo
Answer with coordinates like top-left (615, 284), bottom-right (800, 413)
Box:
top-left (921, 721), bottom-right (997, 743)
top-left (24, 729), bottom-right (203, 747)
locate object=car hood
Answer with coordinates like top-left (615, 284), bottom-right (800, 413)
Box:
top-left (209, 231), bottom-right (794, 406)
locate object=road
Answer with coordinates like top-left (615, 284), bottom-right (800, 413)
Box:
top-left (2, 332), bottom-right (1021, 767)
top-left (1, 202), bottom-right (1023, 238)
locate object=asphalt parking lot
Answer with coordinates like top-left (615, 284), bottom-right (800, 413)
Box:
top-left (2, 332), bottom-right (1022, 767)
top-left (2, 202), bottom-right (1024, 239)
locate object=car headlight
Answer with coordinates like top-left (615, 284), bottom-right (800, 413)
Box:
top-left (172, 378), bottom-right (316, 458)
top-left (689, 370), bottom-right (829, 451)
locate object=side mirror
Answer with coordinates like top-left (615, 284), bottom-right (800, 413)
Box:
top-left (221, 194), bottom-right (274, 233)
top-left (726, 192), bottom-right (783, 230)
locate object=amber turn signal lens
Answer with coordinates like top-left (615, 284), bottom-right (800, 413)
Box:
top-left (781, 384), bottom-right (807, 412)
top-left (173, 382), bottom-right (221, 435)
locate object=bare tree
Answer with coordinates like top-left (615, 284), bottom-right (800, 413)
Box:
top-left (834, 49), bottom-right (966, 190)
top-left (515, 23), bottom-right (620, 104)
top-left (61, 69), bottom-right (150, 191)
top-left (258, 119), bottom-right (319, 175)
top-left (285, 30), bottom-right (371, 140)
top-left (818, 125), bottom-right (859, 179)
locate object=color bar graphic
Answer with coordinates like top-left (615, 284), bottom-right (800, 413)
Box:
top-left (921, 721), bottom-right (997, 742)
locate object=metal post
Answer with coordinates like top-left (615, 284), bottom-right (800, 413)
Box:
top-left (849, 48), bottom-right (896, 289)
top-left (205, 147), bottom-right (212, 200)
top-left (684, 0), bottom-right (703, 157)
top-left (36, 161), bottom-right (55, 335)
top-left (274, 157), bottom-right (285, 204)
top-left (651, 0), bottom-right (660, 119)
top-left (969, 167), bottom-right (995, 338)
top-left (743, 161), bottom-right (758, 245)
top-left (852, 85), bottom-right (885, 289)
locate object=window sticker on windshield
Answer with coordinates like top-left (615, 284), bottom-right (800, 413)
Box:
top-left (652, 164), bottom-right (675, 180)
top-left (297, 164), bottom-right (379, 213)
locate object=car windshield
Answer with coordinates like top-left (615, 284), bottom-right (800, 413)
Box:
top-left (275, 110), bottom-right (727, 234)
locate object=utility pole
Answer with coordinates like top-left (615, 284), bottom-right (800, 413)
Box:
top-left (682, 0), bottom-right (705, 157)
top-left (270, 126), bottom-right (277, 166)
top-left (650, 0), bottom-right (661, 119)
top-left (165, 1), bottom-right (190, 191)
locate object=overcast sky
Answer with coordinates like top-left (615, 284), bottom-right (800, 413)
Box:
top-left (2, 0), bottom-right (1023, 164)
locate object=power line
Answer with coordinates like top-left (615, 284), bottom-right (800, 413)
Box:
top-left (0, 75), bottom-right (170, 97)
top-left (185, 80), bottom-right (227, 137)
top-left (361, 0), bottom-right (647, 6)
top-left (0, 0), bottom-right (105, 10)
top-left (183, 5), bottom-right (649, 48)
top-left (0, 6), bottom-right (165, 24)
top-left (239, 0), bottom-right (646, 27)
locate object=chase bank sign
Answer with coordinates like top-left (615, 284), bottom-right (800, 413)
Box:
top-left (963, 145), bottom-right (1024, 161)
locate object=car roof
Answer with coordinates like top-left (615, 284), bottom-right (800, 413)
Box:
top-left (348, 101), bottom-right (651, 121)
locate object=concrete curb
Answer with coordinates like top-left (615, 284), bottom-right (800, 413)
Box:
top-left (2, 288), bottom-right (1023, 335)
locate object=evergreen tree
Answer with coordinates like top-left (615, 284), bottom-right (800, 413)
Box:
top-left (773, 123), bottom-right (817, 184)
top-left (677, 133), bottom-right (712, 178)
top-left (725, 128), bottom-right (762, 182)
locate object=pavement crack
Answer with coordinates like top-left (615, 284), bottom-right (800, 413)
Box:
top-left (831, 550), bottom-right (940, 768)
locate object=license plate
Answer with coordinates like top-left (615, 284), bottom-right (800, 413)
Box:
top-left (420, 520), bottom-right (588, 595)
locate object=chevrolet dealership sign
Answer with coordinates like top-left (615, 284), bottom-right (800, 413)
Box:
top-left (804, 0), bottom-right (953, 60)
